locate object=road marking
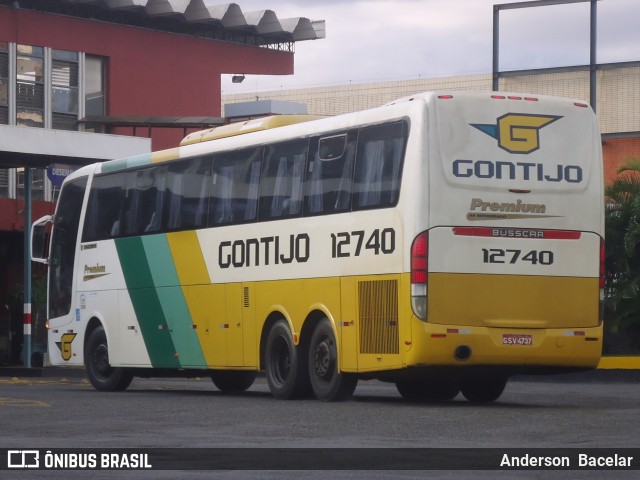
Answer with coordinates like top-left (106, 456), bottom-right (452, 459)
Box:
top-left (0, 396), bottom-right (49, 407)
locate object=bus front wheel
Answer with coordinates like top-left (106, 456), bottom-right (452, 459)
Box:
top-left (264, 319), bottom-right (309, 399)
top-left (85, 326), bottom-right (133, 392)
top-left (460, 376), bottom-right (507, 403)
top-left (308, 319), bottom-right (357, 402)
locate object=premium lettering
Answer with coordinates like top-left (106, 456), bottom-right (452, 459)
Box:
top-left (470, 198), bottom-right (546, 214)
top-left (84, 264), bottom-right (106, 274)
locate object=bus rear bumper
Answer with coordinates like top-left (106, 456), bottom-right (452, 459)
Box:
top-left (408, 320), bottom-right (602, 371)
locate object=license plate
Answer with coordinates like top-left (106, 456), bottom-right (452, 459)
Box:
top-left (503, 334), bottom-right (533, 346)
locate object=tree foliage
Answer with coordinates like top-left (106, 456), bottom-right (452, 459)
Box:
top-left (604, 158), bottom-right (640, 352)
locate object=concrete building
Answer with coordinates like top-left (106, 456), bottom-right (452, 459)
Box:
top-left (0, 0), bottom-right (324, 365)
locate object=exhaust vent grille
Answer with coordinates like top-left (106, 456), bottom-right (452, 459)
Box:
top-left (358, 279), bottom-right (399, 354)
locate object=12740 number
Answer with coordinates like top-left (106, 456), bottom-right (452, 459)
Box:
top-left (331, 228), bottom-right (395, 258)
top-left (482, 248), bottom-right (554, 265)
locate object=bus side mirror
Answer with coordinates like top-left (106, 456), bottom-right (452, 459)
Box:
top-left (31, 215), bottom-right (53, 265)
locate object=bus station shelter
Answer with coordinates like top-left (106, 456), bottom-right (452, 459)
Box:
top-left (0, 126), bottom-right (150, 367)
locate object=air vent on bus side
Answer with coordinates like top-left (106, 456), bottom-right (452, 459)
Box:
top-left (358, 279), bottom-right (399, 354)
top-left (243, 286), bottom-right (250, 308)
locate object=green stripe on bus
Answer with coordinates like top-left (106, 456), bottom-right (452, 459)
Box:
top-left (115, 236), bottom-right (181, 368)
top-left (141, 235), bottom-right (206, 367)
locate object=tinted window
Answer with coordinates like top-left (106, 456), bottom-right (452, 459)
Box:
top-left (353, 121), bottom-right (407, 210)
top-left (121, 167), bottom-right (165, 236)
top-left (50, 177), bottom-right (87, 318)
top-left (166, 157), bottom-right (211, 231)
top-left (83, 172), bottom-right (126, 242)
top-left (305, 132), bottom-right (356, 215)
top-left (210, 148), bottom-right (261, 226)
top-left (259, 140), bottom-right (308, 220)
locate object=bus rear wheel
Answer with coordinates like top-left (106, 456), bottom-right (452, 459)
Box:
top-left (264, 319), bottom-right (310, 399)
top-left (85, 326), bottom-right (133, 392)
top-left (308, 319), bottom-right (357, 402)
top-left (395, 378), bottom-right (460, 402)
top-left (460, 376), bottom-right (507, 403)
top-left (211, 370), bottom-right (257, 392)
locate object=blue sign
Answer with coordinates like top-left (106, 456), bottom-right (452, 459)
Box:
top-left (47, 164), bottom-right (77, 187)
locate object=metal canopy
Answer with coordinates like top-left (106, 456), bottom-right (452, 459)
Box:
top-left (0, 124), bottom-right (151, 168)
top-left (7, 0), bottom-right (326, 48)
top-left (79, 115), bottom-right (225, 129)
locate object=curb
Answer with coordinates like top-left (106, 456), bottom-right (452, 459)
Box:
top-left (512, 369), bottom-right (640, 384)
top-left (1, 367), bottom-right (639, 383)
top-left (0, 367), bottom-right (87, 378)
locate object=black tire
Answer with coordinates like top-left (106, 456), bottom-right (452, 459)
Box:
top-left (211, 370), bottom-right (257, 392)
top-left (85, 326), bottom-right (133, 392)
top-left (308, 319), bottom-right (357, 402)
top-left (264, 319), bottom-right (310, 399)
top-left (396, 378), bottom-right (460, 402)
top-left (460, 376), bottom-right (507, 403)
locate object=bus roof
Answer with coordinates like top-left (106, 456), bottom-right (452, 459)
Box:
top-left (180, 114), bottom-right (325, 146)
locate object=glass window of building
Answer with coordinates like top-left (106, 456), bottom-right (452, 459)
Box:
top-left (0, 41), bottom-right (8, 124)
top-left (51, 49), bottom-right (79, 131)
top-left (16, 168), bottom-right (45, 201)
top-left (84, 55), bottom-right (106, 132)
top-left (16, 44), bottom-right (44, 128)
top-left (0, 168), bottom-right (10, 197)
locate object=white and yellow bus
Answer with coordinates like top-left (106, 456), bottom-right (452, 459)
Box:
top-left (32, 91), bottom-right (604, 402)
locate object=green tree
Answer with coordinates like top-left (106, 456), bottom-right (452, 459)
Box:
top-left (604, 157), bottom-right (640, 353)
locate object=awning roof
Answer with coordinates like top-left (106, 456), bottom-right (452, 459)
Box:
top-left (79, 115), bottom-right (225, 129)
top-left (0, 124), bottom-right (151, 168)
top-left (18, 1), bottom-right (325, 46)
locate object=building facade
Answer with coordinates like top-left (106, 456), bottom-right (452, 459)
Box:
top-left (0, 0), bottom-right (324, 365)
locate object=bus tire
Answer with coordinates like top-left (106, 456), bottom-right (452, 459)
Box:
top-left (85, 326), bottom-right (133, 392)
top-left (211, 370), bottom-right (257, 392)
top-left (396, 378), bottom-right (460, 402)
top-left (308, 319), bottom-right (357, 402)
top-left (460, 376), bottom-right (507, 403)
top-left (264, 319), bottom-right (309, 400)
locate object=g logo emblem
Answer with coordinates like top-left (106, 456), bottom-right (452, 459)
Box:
top-left (472, 114), bottom-right (561, 154)
top-left (56, 333), bottom-right (77, 361)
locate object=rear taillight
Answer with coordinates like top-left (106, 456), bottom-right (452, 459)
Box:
top-left (411, 232), bottom-right (429, 320)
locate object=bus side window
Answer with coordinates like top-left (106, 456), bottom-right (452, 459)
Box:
top-left (82, 172), bottom-right (126, 242)
top-left (121, 167), bottom-right (166, 236)
top-left (305, 132), bottom-right (356, 215)
top-left (259, 139), bottom-right (308, 221)
top-left (166, 157), bottom-right (212, 231)
top-left (210, 148), bottom-right (261, 226)
top-left (353, 121), bottom-right (407, 210)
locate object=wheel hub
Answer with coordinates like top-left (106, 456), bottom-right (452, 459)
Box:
top-left (314, 339), bottom-right (334, 379)
top-left (93, 344), bottom-right (111, 377)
